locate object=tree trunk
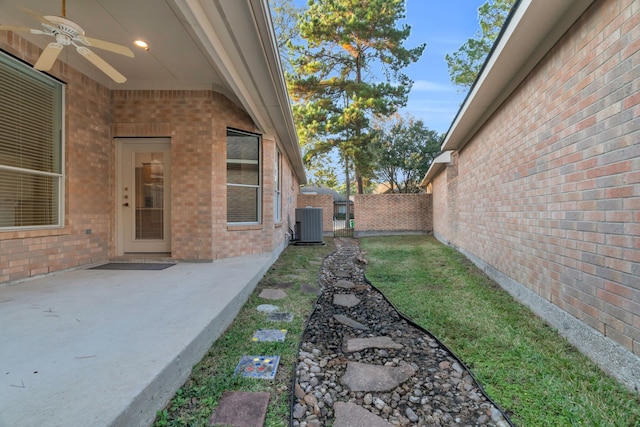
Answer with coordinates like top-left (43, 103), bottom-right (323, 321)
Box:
top-left (356, 174), bottom-right (364, 194)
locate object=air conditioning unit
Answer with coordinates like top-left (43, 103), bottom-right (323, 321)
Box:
top-left (295, 207), bottom-right (323, 244)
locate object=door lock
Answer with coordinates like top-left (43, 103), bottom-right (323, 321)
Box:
top-left (123, 203), bottom-right (129, 207)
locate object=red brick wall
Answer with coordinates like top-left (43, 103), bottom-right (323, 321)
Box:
top-left (297, 194), bottom-right (334, 233)
top-left (354, 194), bottom-right (432, 235)
top-left (0, 33), bottom-right (111, 283)
top-left (431, 0), bottom-right (640, 355)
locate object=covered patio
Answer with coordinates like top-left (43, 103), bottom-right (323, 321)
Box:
top-left (0, 252), bottom-right (277, 427)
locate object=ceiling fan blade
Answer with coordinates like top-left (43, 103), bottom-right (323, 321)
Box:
top-left (79, 36), bottom-right (134, 58)
top-left (76, 46), bottom-right (127, 83)
top-left (0, 25), bottom-right (49, 35)
top-left (16, 5), bottom-right (50, 24)
top-left (34, 42), bottom-right (63, 71)
top-left (0, 25), bottom-right (31, 33)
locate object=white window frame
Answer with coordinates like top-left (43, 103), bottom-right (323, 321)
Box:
top-left (0, 51), bottom-right (64, 230)
top-left (226, 128), bottom-right (261, 225)
top-left (274, 149), bottom-right (282, 223)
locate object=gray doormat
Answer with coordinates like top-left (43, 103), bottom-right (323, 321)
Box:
top-left (90, 263), bottom-right (175, 270)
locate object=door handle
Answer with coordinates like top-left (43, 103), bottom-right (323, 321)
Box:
top-left (123, 203), bottom-right (129, 207)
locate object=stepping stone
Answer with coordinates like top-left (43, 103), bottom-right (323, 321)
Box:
top-left (333, 294), bottom-right (361, 308)
top-left (301, 283), bottom-right (320, 295)
top-left (333, 402), bottom-right (393, 427)
top-left (257, 304), bottom-right (279, 313)
top-left (333, 314), bottom-right (369, 330)
top-left (209, 391), bottom-right (269, 427)
top-left (334, 280), bottom-right (355, 289)
top-left (252, 329), bottom-right (287, 342)
top-left (340, 361), bottom-right (415, 392)
top-left (345, 337), bottom-right (403, 352)
top-left (267, 312), bottom-right (294, 322)
top-left (259, 288), bottom-right (287, 300)
top-left (234, 355), bottom-right (280, 379)
top-left (335, 270), bottom-right (352, 278)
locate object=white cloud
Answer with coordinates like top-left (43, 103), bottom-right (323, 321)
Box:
top-left (411, 80), bottom-right (455, 92)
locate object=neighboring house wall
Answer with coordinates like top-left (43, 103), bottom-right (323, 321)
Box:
top-left (354, 194), bottom-right (432, 236)
top-left (431, 0), bottom-right (639, 356)
top-left (0, 32), bottom-right (112, 283)
top-left (297, 194), bottom-right (334, 233)
top-left (0, 33), bottom-right (301, 283)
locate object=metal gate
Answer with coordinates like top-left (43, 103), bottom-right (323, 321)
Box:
top-left (333, 201), bottom-right (354, 237)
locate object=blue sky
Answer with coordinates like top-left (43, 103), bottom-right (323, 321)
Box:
top-left (400, 0), bottom-right (485, 134)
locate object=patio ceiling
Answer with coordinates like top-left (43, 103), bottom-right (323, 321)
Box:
top-left (0, 0), bottom-right (305, 182)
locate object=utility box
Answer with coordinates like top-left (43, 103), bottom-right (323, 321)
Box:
top-left (295, 207), bottom-right (323, 244)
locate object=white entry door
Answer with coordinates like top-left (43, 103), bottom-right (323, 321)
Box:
top-left (117, 139), bottom-right (171, 253)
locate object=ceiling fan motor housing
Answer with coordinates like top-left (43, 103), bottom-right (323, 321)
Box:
top-left (43, 15), bottom-right (85, 45)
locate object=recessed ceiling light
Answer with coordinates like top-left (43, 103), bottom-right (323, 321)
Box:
top-left (133, 40), bottom-right (149, 50)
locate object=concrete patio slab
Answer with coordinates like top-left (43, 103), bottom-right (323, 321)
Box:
top-left (0, 250), bottom-right (280, 427)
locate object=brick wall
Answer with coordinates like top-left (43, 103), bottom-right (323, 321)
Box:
top-left (0, 32), bottom-right (301, 283)
top-left (431, 0), bottom-right (640, 355)
top-left (297, 194), bottom-right (335, 233)
top-left (0, 33), bottom-right (111, 283)
top-left (354, 194), bottom-right (432, 236)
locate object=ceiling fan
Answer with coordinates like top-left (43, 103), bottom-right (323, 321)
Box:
top-left (0, 0), bottom-right (134, 83)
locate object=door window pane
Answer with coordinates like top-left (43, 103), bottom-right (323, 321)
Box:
top-left (135, 152), bottom-right (164, 239)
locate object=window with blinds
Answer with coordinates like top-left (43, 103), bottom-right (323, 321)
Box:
top-left (226, 129), bottom-right (261, 224)
top-left (0, 52), bottom-right (63, 229)
top-left (274, 149), bottom-right (281, 223)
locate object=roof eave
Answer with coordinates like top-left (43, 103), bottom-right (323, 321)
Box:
top-left (441, 0), bottom-right (596, 154)
top-left (171, 0), bottom-right (306, 183)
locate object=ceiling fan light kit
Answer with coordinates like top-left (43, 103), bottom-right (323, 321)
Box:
top-left (0, 1), bottom-right (135, 83)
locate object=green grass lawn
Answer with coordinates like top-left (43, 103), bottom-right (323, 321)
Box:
top-left (361, 235), bottom-right (640, 427)
top-left (153, 235), bottom-right (639, 426)
top-left (153, 239), bottom-right (335, 427)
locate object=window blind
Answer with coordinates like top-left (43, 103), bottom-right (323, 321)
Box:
top-left (0, 51), bottom-right (63, 229)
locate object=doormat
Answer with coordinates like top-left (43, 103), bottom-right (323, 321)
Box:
top-left (90, 263), bottom-right (175, 270)
top-left (234, 355), bottom-right (280, 379)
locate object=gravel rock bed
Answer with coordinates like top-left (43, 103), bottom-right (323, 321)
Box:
top-left (292, 238), bottom-right (512, 427)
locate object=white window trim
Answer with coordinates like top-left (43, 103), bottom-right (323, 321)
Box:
top-left (0, 52), bottom-right (65, 231)
top-left (274, 149), bottom-right (282, 223)
top-left (226, 128), bottom-right (262, 225)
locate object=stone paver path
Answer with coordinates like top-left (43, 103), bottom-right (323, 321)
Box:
top-left (340, 361), bottom-right (416, 392)
top-left (256, 304), bottom-right (279, 313)
top-left (334, 279), bottom-right (355, 289)
top-left (333, 314), bottom-right (369, 330)
top-left (333, 402), bottom-right (393, 427)
top-left (209, 391), bottom-right (269, 427)
top-left (292, 237), bottom-right (513, 426)
top-left (333, 293), bottom-right (361, 307)
top-left (259, 288), bottom-right (287, 300)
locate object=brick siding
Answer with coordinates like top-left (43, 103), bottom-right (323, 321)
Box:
top-left (0, 33), bottom-right (301, 283)
top-left (354, 194), bottom-right (432, 235)
top-left (0, 33), bottom-right (111, 283)
top-left (430, 0), bottom-right (640, 355)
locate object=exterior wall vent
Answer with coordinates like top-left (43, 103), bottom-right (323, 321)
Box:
top-left (295, 207), bottom-right (323, 244)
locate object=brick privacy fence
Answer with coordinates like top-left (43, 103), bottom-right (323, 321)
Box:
top-left (297, 193), bottom-right (433, 236)
top-left (354, 194), bottom-right (432, 236)
top-left (297, 194), bottom-right (334, 233)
